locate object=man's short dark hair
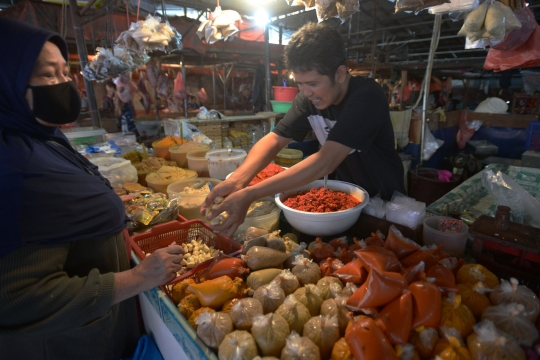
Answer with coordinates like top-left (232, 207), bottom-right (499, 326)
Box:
top-left (105, 80), bottom-right (116, 90)
top-left (284, 22), bottom-right (347, 83)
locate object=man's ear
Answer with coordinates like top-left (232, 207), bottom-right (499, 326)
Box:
top-left (335, 65), bottom-right (348, 84)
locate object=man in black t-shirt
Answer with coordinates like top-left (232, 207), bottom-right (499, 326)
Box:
top-left (201, 22), bottom-right (404, 237)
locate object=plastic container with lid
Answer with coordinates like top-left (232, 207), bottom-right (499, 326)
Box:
top-left (167, 178), bottom-right (222, 220)
top-left (145, 168), bottom-right (198, 194)
top-left (186, 149), bottom-right (211, 177)
top-left (205, 149), bottom-right (247, 180)
top-left (89, 157), bottom-right (137, 186)
top-left (423, 216), bottom-right (469, 258)
top-left (275, 148), bottom-right (303, 167)
top-left (235, 197), bottom-right (281, 236)
top-left (170, 142), bottom-right (211, 168)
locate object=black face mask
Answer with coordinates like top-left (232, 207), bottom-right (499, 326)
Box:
top-left (28, 81), bottom-right (81, 125)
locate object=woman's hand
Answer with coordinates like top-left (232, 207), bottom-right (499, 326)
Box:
top-left (132, 243), bottom-right (184, 289)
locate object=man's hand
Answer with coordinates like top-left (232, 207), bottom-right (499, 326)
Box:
top-left (200, 178), bottom-right (244, 217)
top-left (204, 189), bottom-right (254, 238)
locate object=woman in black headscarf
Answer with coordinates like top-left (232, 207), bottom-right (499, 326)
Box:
top-left (0, 19), bottom-right (184, 359)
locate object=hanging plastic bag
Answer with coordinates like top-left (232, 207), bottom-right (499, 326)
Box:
top-left (315, 0), bottom-right (339, 22)
top-left (423, 124), bottom-right (444, 160)
top-left (375, 291), bottom-right (413, 345)
top-left (458, 2), bottom-right (489, 37)
top-left (429, 0), bottom-right (479, 15)
top-left (345, 317), bottom-right (399, 360)
top-left (409, 275), bottom-right (442, 328)
top-left (197, 87), bottom-right (208, 104)
top-left (294, 284), bottom-right (324, 316)
top-left (173, 72), bottom-right (186, 102)
top-left (490, 278), bottom-right (540, 322)
top-left (484, 26), bottom-right (540, 72)
top-left (336, 0), bottom-right (359, 23)
top-left (494, 6), bottom-right (537, 50)
top-left (346, 269), bottom-right (408, 309)
top-left (467, 320), bottom-right (526, 360)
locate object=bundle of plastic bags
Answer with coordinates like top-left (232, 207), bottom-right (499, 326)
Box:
top-left (197, 6), bottom-right (241, 45)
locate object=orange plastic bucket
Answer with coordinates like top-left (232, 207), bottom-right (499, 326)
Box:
top-left (273, 86), bottom-right (299, 101)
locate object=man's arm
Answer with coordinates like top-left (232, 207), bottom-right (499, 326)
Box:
top-left (207, 140), bottom-right (353, 237)
top-left (201, 132), bottom-right (291, 210)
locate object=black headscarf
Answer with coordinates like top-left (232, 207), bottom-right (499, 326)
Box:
top-left (0, 19), bottom-right (126, 259)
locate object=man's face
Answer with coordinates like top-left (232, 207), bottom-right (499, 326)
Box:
top-left (294, 67), bottom-right (346, 110)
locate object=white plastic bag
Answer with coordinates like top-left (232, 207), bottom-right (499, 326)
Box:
top-left (386, 191), bottom-right (426, 229)
top-left (89, 157), bottom-right (137, 186)
top-left (481, 170), bottom-right (540, 227)
top-left (423, 124), bottom-right (444, 161)
top-left (363, 193), bottom-right (386, 219)
top-left (429, 0), bottom-right (479, 15)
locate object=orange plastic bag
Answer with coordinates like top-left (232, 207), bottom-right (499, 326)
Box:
top-left (309, 237), bottom-right (336, 264)
top-left (363, 230), bottom-right (386, 247)
top-left (409, 326), bottom-right (439, 360)
top-left (456, 264), bottom-right (499, 289)
top-left (375, 291), bottom-right (413, 345)
top-left (355, 247), bottom-right (401, 273)
top-left (331, 337), bottom-right (353, 360)
top-left (457, 282), bottom-right (492, 321)
top-left (432, 327), bottom-right (472, 360)
top-left (409, 276), bottom-right (441, 328)
top-left (401, 248), bottom-right (437, 271)
top-left (320, 257), bottom-right (344, 277)
top-left (384, 225), bottom-right (420, 260)
top-left (333, 259), bottom-right (368, 284)
top-left (187, 276), bottom-right (244, 309)
top-left (440, 293), bottom-right (476, 338)
top-left (427, 264), bottom-right (457, 294)
top-left (205, 255), bottom-right (250, 281)
top-left (345, 317), bottom-right (399, 360)
top-left (346, 269), bottom-right (407, 309)
top-left (485, 26), bottom-right (540, 72)
top-left (401, 262), bottom-right (426, 285)
top-left (329, 236), bottom-right (349, 251)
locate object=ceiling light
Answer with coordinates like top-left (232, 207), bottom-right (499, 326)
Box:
top-left (254, 8), bottom-right (269, 26)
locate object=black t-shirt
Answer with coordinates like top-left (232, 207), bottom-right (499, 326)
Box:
top-left (274, 76), bottom-right (405, 200)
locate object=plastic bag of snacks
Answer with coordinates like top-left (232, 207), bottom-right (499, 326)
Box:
top-left (294, 284), bottom-right (324, 316)
top-left (195, 311), bottom-right (233, 350)
top-left (218, 330), bottom-right (258, 360)
top-left (489, 278), bottom-right (540, 322)
top-left (228, 298), bottom-right (263, 331)
top-left (467, 320), bottom-right (525, 360)
top-left (280, 331), bottom-right (321, 360)
top-left (481, 303), bottom-right (539, 346)
top-left (275, 294), bottom-right (312, 335)
top-left (440, 293), bottom-right (476, 338)
top-left (251, 313), bottom-right (290, 357)
top-left (303, 315), bottom-right (340, 359)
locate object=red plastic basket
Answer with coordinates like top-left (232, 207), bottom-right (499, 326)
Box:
top-left (130, 218), bottom-right (241, 284)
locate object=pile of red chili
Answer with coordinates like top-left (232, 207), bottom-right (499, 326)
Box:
top-left (283, 187), bottom-right (361, 212)
top-left (249, 164), bottom-right (286, 186)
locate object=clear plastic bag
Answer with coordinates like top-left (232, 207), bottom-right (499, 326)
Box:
top-left (229, 298), bottom-right (263, 330)
top-left (293, 284), bottom-right (324, 316)
top-left (281, 331), bottom-right (321, 359)
top-left (489, 278), bottom-right (540, 322)
top-left (429, 0), bottom-right (479, 15)
top-left (386, 192), bottom-right (426, 229)
top-left (317, 276), bottom-right (343, 300)
top-left (275, 294), bottom-right (312, 335)
top-left (218, 330), bottom-right (259, 360)
top-left (271, 269), bottom-right (301, 296)
top-left (303, 315), bottom-right (340, 359)
top-left (292, 255), bottom-right (322, 286)
top-left (195, 311), bottom-right (233, 350)
top-left (253, 281), bottom-right (286, 314)
top-left (423, 124), bottom-right (444, 161)
top-left (481, 170), bottom-right (540, 227)
top-left (481, 303), bottom-right (539, 346)
top-left (467, 320), bottom-right (526, 360)
top-left (363, 193), bottom-right (386, 219)
top-left (494, 6), bottom-right (536, 50)
top-left (90, 157), bottom-right (137, 186)
top-left (251, 313), bottom-right (290, 357)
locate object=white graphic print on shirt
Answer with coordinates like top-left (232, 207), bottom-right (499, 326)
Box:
top-left (307, 114), bottom-right (358, 154)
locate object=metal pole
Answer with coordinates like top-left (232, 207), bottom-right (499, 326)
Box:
top-left (223, 66), bottom-right (227, 111)
top-left (182, 54), bottom-right (188, 119)
top-left (154, 58), bottom-right (161, 121)
top-left (68, 0), bottom-right (101, 128)
top-left (212, 65), bottom-right (216, 109)
top-left (370, 0), bottom-right (377, 78)
top-left (419, 14), bottom-right (442, 168)
top-left (264, 22), bottom-right (271, 112)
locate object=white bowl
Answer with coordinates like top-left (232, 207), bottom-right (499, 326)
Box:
top-left (275, 180), bottom-right (369, 236)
